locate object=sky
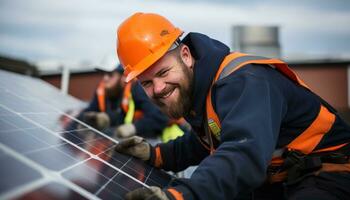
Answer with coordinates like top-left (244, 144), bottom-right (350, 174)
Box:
top-left (0, 0), bottom-right (350, 72)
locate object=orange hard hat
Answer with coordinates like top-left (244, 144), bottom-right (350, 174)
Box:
top-left (116, 12), bottom-right (183, 82)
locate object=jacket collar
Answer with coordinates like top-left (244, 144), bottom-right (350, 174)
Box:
top-left (181, 32), bottom-right (230, 128)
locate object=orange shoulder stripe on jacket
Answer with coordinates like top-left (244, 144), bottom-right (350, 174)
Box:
top-left (223, 58), bottom-right (309, 89)
top-left (205, 53), bottom-right (247, 135)
top-left (97, 81), bottom-right (106, 112)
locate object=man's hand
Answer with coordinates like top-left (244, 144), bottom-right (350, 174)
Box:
top-left (115, 136), bottom-right (150, 161)
top-left (115, 123), bottom-right (137, 138)
top-left (125, 186), bottom-right (169, 200)
top-left (83, 112), bottom-right (110, 130)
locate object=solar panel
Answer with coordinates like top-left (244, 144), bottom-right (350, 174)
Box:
top-left (0, 70), bottom-right (173, 200)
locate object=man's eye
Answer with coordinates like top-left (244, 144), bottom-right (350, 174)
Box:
top-left (142, 81), bottom-right (151, 88)
top-left (159, 69), bottom-right (169, 77)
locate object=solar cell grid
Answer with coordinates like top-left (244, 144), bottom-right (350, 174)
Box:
top-left (0, 70), bottom-right (173, 200)
top-left (0, 148), bottom-right (42, 194)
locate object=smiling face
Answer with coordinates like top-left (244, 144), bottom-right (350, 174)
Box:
top-left (138, 44), bottom-right (194, 119)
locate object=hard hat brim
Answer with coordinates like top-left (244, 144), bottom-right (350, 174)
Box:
top-left (125, 28), bottom-right (183, 83)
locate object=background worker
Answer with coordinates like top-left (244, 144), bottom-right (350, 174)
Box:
top-left (68, 64), bottom-right (177, 140)
top-left (115, 13), bottom-right (350, 200)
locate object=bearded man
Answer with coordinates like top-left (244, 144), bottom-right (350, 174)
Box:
top-left (115, 13), bottom-right (350, 200)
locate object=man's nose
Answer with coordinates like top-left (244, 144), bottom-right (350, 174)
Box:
top-left (153, 79), bottom-right (166, 95)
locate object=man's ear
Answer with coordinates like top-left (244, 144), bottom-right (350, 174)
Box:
top-left (179, 44), bottom-right (193, 69)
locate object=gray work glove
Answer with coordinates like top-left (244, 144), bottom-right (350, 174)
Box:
top-left (115, 136), bottom-right (150, 161)
top-left (115, 123), bottom-right (137, 138)
top-left (83, 112), bottom-right (110, 130)
top-left (125, 186), bottom-right (169, 200)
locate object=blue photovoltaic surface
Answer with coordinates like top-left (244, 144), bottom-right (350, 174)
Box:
top-left (0, 70), bottom-right (173, 200)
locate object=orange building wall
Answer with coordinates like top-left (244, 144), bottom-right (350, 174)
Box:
top-left (290, 66), bottom-right (348, 110)
top-left (41, 73), bottom-right (103, 101)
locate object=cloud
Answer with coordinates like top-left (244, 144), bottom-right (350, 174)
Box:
top-left (0, 0), bottom-right (349, 71)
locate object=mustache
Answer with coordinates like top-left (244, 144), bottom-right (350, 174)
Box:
top-left (153, 84), bottom-right (177, 99)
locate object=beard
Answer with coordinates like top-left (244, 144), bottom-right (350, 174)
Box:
top-left (153, 61), bottom-right (193, 119)
top-left (105, 78), bottom-right (123, 100)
